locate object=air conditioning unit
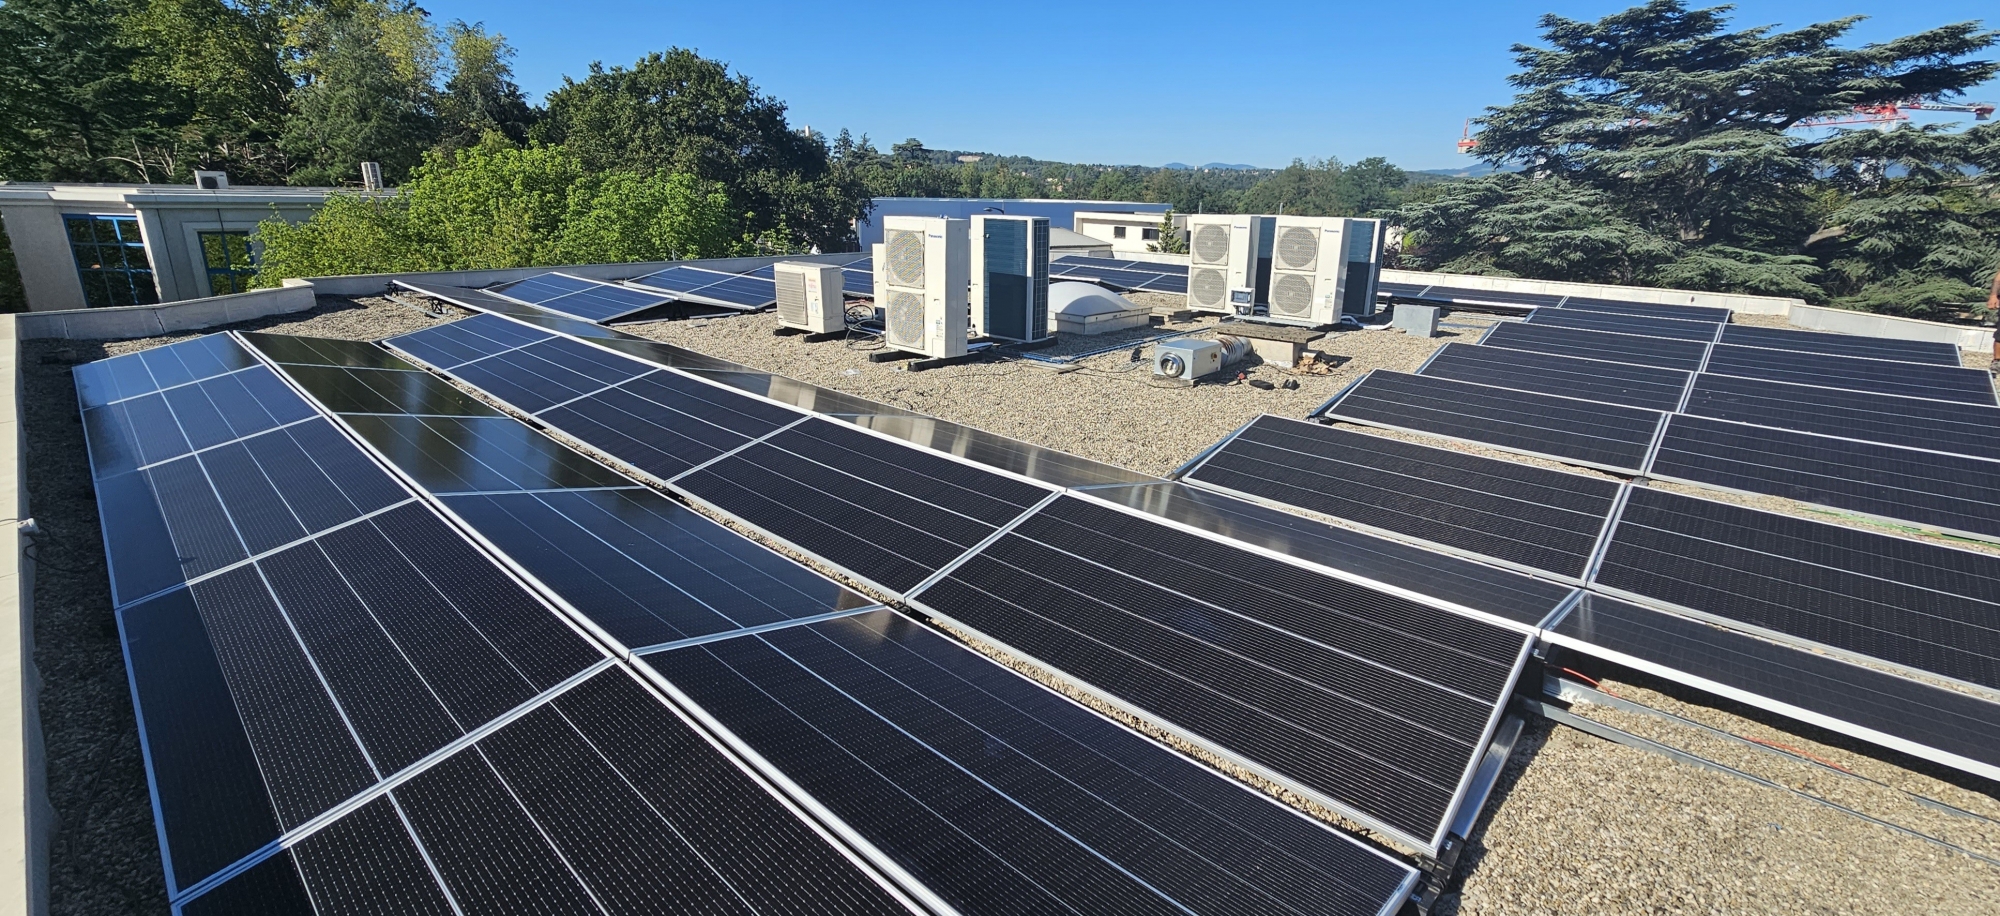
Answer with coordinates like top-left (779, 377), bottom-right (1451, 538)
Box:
top-left (1184, 214), bottom-right (1270, 313)
top-left (876, 215), bottom-right (969, 359)
top-left (1262, 216), bottom-right (1354, 327)
top-left (970, 215), bottom-right (1050, 342)
top-left (775, 261), bottom-right (845, 334)
top-left (1340, 218), bottom-right (1386, 318)
top-left (193, 170), bottom-right (229, 190)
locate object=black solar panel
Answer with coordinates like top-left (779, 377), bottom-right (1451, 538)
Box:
top-left (339, 414), bottom-right (634, 493)
top-left (1593, 487), bottom-right (2000, 691)
top-left (1703, 344), bottom-right (1997, 405)
top-left (1549, 594), bottom-right (2000, 781)
top-left (239, 333), bottom-right (419, 370)
top-left (1482, 321), bottom-right (1710, 372)
top-left (262, 363), bottom-right (500, 417)
top-left (75, 334), bottom-right (260, 408)
top-left (1413, 286), bottom-right (1560, 308)
top-left (910, 495), bottom-right (1532, 852)
top-left (1420, 342), bottom-right (1692, 412)
top-left (1557, 295), bottom-right (1732, 322)
top-left (1718, 324), bottom-right (1962, 366)
top-left (686, 368), bottom-right (916, 416)
top-left (1682, 373), bottom-right (2000, 461)
top-left (1525, 308), bottom-right (1721, 342)
top-left (651, 609), bottom-right (1419, 916)
top-left (386, 314), bottom-right (551, 369)
top-left (444, 339), bottom-right (652, 414)
top-left (494, 272), bottom-right (598, 304)
top-left (536, 284), bottom-right (673, 322)
top-left (1049, 264), bottom-right (1162, 290)
top-left (674, 418), bottom-right (1053, 594)
top-left (1320, 371), bottom-right (1663, 474)
top-left (1186, 416), bottom-right (1621, 581)
top-left (842, 413), bottom-right (1159, 489)
top-left (1648, 414), bottom-right (2000, 539)
top-left (1088, 482), bottom-right (1576, 627)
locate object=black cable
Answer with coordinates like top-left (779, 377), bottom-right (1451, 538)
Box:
top-left (22, 536), bottom-right (91, 576)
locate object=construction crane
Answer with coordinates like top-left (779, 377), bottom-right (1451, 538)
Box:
top-left (1456, 99), bottom-right (1995, 153)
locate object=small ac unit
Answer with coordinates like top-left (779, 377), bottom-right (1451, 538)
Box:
top-left (1339, 218), bottom-right (1386, 318)
top-left (193, 170), bottom-right (229, 190)
top-left (775, 261), bottom-right (845, 334)
top-left (1183, 214), bottom-right (1269, 313)
top-left (1263, 216), bottom-right (1350, 327)
top-left (970, 215), bottom-right (1050, 342)
top-left (875, 215), bottom-right (969, 359)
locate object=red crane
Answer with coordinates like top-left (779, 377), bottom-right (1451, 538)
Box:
top-left (1456, 99), bottom-right (1995, 153)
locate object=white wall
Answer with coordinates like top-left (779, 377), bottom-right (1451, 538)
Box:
top-left (1072, 213), bottom-right (1170, 254)
top-left (859, 199), bottom-right (1167, 249)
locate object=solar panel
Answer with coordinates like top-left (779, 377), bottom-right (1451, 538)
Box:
top-left (674, 418), bottom-right (1055, 595)
top-left (1049, 265), bottom-right (1162, 290)
top-left (237, 332), bottom-right (419, 370)
top-left (646, 609), bottom-right (1421, 916)
top-left (682, 273), bottom-right (779, 307)
top-left (1718, 323), bottom-right (1962, 366)
top-left (1647, 414), bottom-right (2000, 539)
top-left (536, 370), bottom-right (804, 481)
top-left (74, 333), bottom-right (261, 409)
top-left (842, 256), bottom-right (872, 272)
top-left (1525, 308), bottom-right (1722, 342)
top-left (841, 267), bottom-right (874, 296)
top-left (1376, 281), bottom-right (1431, 299)
top-left (908, 494), bottom-right (1533, 854)
top-left (1547, 594), bottom-right (2000, 782)
top-left (1557, 295), bottom-right (1732, 322)
top-left (1138, 272), bottom-right (1189, 294)
top-left (1593, 486), bottom-right (2000, 691)
top-left (398, 300), bottom-right (748, 372)
top-left (1420, 341), bottom-right (1693, 412)
top-left (841, 413), bottom-right (1160, 490)
top-left (255, 362), bottom-right (499, 417)
top-left (1082, 482), bottom-right (1578, 628)
top-left (631, 265), bottom-right (734, 293)
top-left (1703, 344), bottom-right (1997, 405)
top-left (441, 338), bottom-right (654, 414)
top-left (1318, 370), bottom-right (1664, 474)
top-left (1482, 321), bottom-right (1710, 372)
top-left (742, 264), bottom-right (777, 279)
top-left (493, 272), bottom-right (598, 304)
top-left (1411, 286), bottom-right (1561, 309)
top-left (1682, 372), bottom-right (2000, 461)
top-left (1185, 416), bottom-right (1622, 581)
top-left (340, 415), bottom-right (635, 493)
top-left (535, 283), bottom-right (673, 322)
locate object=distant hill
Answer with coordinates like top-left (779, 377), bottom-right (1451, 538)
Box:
top-left (1200, 162), bottom-right (1265, 171)
top-left (1417, 162), bottom-right (1521, 179)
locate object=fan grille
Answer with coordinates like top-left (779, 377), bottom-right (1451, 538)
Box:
top-left (775, 270), bottom-right (808, 325)
top-left (1276, 226), bottom-right (1320, 270)
top-left (1190, 267), bottom-right (1228, 307)
top-left (1271, 273), bottom-right (1315, 316)
top-left (886, 291), bottom-right (926, 347)
top-left (1192, 224), bottom-right (1231, 264)
top-left (886, 230), bottom-right (927, 286)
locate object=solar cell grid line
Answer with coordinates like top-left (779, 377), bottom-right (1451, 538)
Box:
top-left (906, 494), bottom-right (1535, 854)
top-left (1555, 295), bottom-right (1733, 323)
top-left (531, 283), bottom-right (674, 322)
top-left (1545, 594), bottom-right (2000, 782)
top-left (640, 609), bottom-right (1421, 916)
top-left (1646, 413), bottom-right (2000, 541)
top-left (386, 295), bottom-right (752, 374)
top-left (1317, 370), bottom-right (1665, 475)
top-left (1182, 415), bottom-right (1623, 582)
top-left (1080, 481), bottom-right (1580, 629)
top-left (1718, 323), bottom-right (1963, 366)
top-left (75, 333), bottom-right (264, 409)
top-left (1681, 373), bottom-right (2000, 462)
top-left (1703, 343), bottom-right (1998, 405)
top-left (1417, 341), bottom-right (1694, 412)
top-left (1524, 308), bottom-right (1724, 343)
top-left (1591, 486), bottom-right (2000, 693)
top-left (491, 271), bottom-right (600, 305)
top-left (382, 313), bottom-right (555, 370)
top-left (1481, 321), bottom-right (1712, 372)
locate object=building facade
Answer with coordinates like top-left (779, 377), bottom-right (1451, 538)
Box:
top-left (857, 198), bottom-right (1167, 250)
top-left (0, 183), bottom-right (335, 312)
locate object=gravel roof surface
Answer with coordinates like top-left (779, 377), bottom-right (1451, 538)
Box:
top-left (21, 292), bottom-right (2000, 914)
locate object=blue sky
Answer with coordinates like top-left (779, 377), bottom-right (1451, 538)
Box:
top-left (415, 0), bottom-right (1998, 172)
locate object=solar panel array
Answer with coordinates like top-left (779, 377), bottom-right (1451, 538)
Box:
top-left (1048, 255), bottom-right (1190, 294)
top-left (492, 271), bottom-right (674, 322)
top-left (1381, 282), bottom-right (1732, 322)
top-left (630, 265), bottom-right (780, 309)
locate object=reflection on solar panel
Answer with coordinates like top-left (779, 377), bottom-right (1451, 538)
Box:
top-left (840, 413), bottom-right (1159, 489)
top-left (675, 418), bottom-right (1055, 595)
top-left (1525, 308), bottom-right (1722, 342)
top-left (1556, 296), bottom-right (1732, 322)
top-left (493, 272), bottom-right (597, 303)
top-left (492, 272), bottom-right (674, 322)
top-left (1420, 342), bottom-right (1692, 412)
top-left (1482, 321), bottom-right (1710, 372)
top-left (1703, 344), bottom-right (1997, 405)
top-left (1185, 416), bottom-right (1621, 582)
top-left (1647, 414), bottom-right (2000, 539)
top-left (646, 609), bottom-right (1420, 916)
top-left (1083, 482), bottom-right (1578, 628)
top-left (1547, 594), bottom-right (2000, 782)
top-left (1718, 324), bottom-right (1962, 366)
top-left (909, 495), bottom-right (1533, 854)
top-left (398, 286), bottom-right (752, 371)
top-left (1593, 487), bottom-right (2000, 691)
top-left (630, 265), bottom-right (778, 308)
top-left (1682, 373), bottom-right (2000, 461)
top-left (1318, 370), bottom-right (1664, 474)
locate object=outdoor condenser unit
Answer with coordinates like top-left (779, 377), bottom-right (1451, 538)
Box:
top-left (875, 215), bottom-right (970, 359)
top-left (1183, 214), bottom-right (1269, 313)
top-left (1263, 216), bottom-right (1352, 328)
top-left (774, 261), bottom-right (845, 334)
top-left (970, 214), bottom-right (1051, 342)
top-left (1340, 218), bottom-right (1386, 318)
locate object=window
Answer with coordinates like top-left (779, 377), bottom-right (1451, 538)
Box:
top-left (65, 214), bottom-right (159, 308)
top-left (1142, 227), bottom-right (1160, 241)
top-left (1113, 226), bottom-right (1127, 239)
top-left (199, 230), bottom-right (258, 295)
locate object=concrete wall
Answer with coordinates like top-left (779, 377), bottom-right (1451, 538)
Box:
top-left (294, 252), bottom-right (857, 299)
top-left (146, 202), bottom-right (319, 303)
top-left (1383, 268), bottom-right (1800, 316)
top-left (1072, 212), bottom-right (1171, 254)
top-left (0, 203), bottom-right (103, 314)
top-left (16, 282), bottom-right (317, 340)
top-left (0, 314), bottom-right (50, 916)
top-left (1788, 304), bottom-right (1991, 351)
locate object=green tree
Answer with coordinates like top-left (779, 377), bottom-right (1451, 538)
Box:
top-left (435, 20), bottom-right (533, 153)
top-left (280, 11), bottom-right (439, 186)
top-left (1147, 210), bottom-right (1188, 254)
top-left (121, 0), bottom-right (292, 182)
top-left (0, 0), bottom-right (168, 180)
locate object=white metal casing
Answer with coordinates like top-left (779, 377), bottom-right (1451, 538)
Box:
top-left (1263, 216), bottom-right (1349, 327)
top-left (1183, 214), bottom-right (1267, 313)
top-left (969, 214), bottom-right (1051, 342)
top-left (1153, 339), bottom-right (1224, 380)
top-left (774, 261), bottom-right (846, 334)
top-left (876, 216), bottom-right (970, 358)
